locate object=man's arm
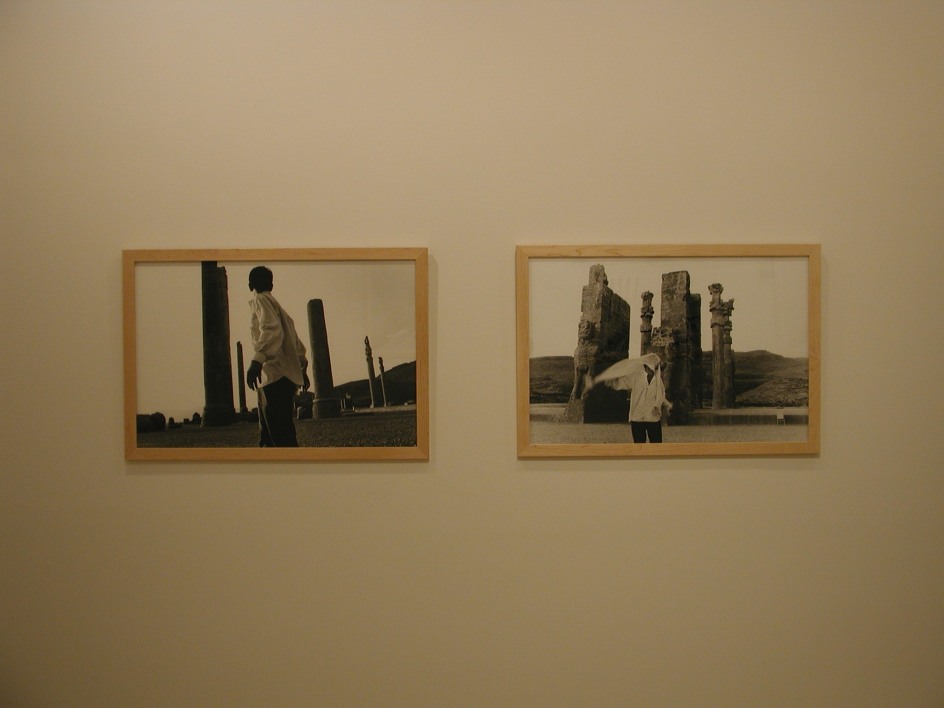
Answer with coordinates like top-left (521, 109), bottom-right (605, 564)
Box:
top-left (247, 295), bottom-right (284, 390)
top-left (250, 296), bottom-right (285, 363)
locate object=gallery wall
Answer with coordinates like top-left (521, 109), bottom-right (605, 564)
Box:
top-left (3, 1), bottom-right (943, 705)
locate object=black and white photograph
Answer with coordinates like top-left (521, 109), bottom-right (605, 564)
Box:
top-left (124, 248), bottom-right (429, 461)
top-left (516, 244), bottom-right (820, 457)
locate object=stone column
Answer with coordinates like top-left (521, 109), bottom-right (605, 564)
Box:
top-left (364, 336), bottom-right (378, 408)
top-left (563, 264), bottom-right (631, 423)
top-left (648, 326), bottom-right (673, 373)
top-left (236, 341), bottom-right (248, 415)
top-left (640, 290), bottom-right (654, 355)
top-left (688, 293), bottom-right (703, 409)
top-left (649, 326), bottom-right (680, 423)
top-left (709, 283), bottom-right (726, 409)
top-left (709, 284), bottom-right (736, 409)
top-left (660, 271), bottom-right (692, 423)
top-left (379, 357), bottom-right (388, 407)
top-left (201, 261), bottom-right (235, 426)
top-left (307, 299), bottom-right (342, 418)
top-left (723, 304), bottom-right (736, 408)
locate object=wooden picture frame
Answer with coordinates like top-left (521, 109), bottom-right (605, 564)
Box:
top-left (124, 248), bottom-right (429, 461)
top-left (516, 244), bottom-right (820, 458)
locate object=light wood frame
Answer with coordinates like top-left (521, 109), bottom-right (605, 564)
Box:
top-left (124, 248), bottom-right (429, 461)
top-left (516, 244), bottom-right (820, 458)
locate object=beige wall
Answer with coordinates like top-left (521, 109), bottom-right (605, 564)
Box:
top-left (3, 2), bottom-right (943, 705)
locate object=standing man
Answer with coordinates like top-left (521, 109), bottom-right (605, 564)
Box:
top-left (586, 353), bottom-right (671, 443)
top-left (246, 266), bottom-right (310, 447)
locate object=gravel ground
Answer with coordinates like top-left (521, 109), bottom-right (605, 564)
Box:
top-left (529, 404), bottom-right (808, 444)
top-left (529, 420), bottom-right (808, 444)
top-left (137, 410), bottom-right (417, 448)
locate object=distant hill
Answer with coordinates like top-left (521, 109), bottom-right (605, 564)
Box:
top-left (530, 356), bottom-right (575, 403)
top-left (728, 350), bottom-right (809, 407)
top-left (530, 350), bottom-right (808, 407)
top-left (335, 361), bottom-right (416, 408)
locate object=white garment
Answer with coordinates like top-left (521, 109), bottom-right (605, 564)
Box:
top-left (592, 354), bottom-right (668, 423)
top-left (249, 291), bottom-right (308, 388)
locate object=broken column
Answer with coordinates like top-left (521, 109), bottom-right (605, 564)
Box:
top-left (709, 283), bottom-right (735, 409)
top-left (564, 264), bottom-right (631, 423)
top-left (723, 304), bottom-right (736, 408)
top-left (307, 299), bottom-right (342, 418)
top-left (647, 326), bottom-right (676, 378)
top-left (657, 271), bottom-right (693, 424)
top-left (639, 290), bottom-right (654, 355)
top-left (236, 341), bottom-right (249, 415)
top-left (200, 261), bottom-right (236, 426)
top-left (688, 293), bottom-right (703, 410)
top-left (364, 336), bottom-right (379, 408)
top-left (378, 357), bottom-right (388, 407)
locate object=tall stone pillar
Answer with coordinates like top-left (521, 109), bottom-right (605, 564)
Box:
top-left (307, 299), bottom-right (342, 418)
top-left (364, 336), bottom-right (378, 408)
top-left (645, 325), bottom-right (681, 424)
top-left (648, 326), bottom-right (674, 376)
top-left (564, 265), bottom-right (631, 423)
top-left (723, 307), bottom-right (736, 408)
top-left (236, 341), bottom-right (248, 415)
top-left (379, 357), bottom-right (388, 407)
top-left (689, 293), bottom-right (703, 409)
top-left (201, 261), bottom-right (235, 426)
top-left (640, 290), bottom-right (654, 355)
top-left (709, 284), bottom-right (735, 409)
top-left (709, 284), bottom-right (726, 409)
top-left (660, 271), bottom-right (692, 424)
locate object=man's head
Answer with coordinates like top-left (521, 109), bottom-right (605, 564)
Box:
top-left (641, 352), bottom-right (662, 375)
top-left (248, 266), bottom-right (273, 293)
top-left (641, 352), bottom-right (661, 369)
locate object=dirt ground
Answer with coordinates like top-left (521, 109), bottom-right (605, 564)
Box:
top-left (529, 404), bottom-right (808, 444)
top-left (137, 409), bottom-right (417, 448)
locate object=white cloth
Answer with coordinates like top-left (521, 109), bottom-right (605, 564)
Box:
top-left (249, 291), bottom-right (308, 388)
top-left (592, 353), bottom-right (668, 423)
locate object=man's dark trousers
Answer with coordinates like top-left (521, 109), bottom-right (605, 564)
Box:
top-left (630, 421), bottom-right (662, 443)
top-left (258, 376), bottom-right (299, 447)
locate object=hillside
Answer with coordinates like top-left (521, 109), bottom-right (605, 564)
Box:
top-left (530, 351), bottom-right (808, 407)
top-left (729, 350), bottom-right (809, 407)
top-left (335, 360), bottom-right (417, 408)
top-left (529, 356), bottom-right (575, 403)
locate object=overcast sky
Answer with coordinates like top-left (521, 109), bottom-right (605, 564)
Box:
top-left (135, 260), bottom-right (416, 420)
top-left (528, 256), bottom-right (809, 360)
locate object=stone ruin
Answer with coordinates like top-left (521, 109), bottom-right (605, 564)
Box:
top-left (305, 299), bottom-right (342, 418)
top-left (363, 336), bottom-right (391, 408)
top-left (136, 411), bottom-right (167, 433)
top-left (196, 263), bottom-right (348, 425)
top-left (708, 283), bottom-right (735, 409)
top-left (364, 336), bottom-right (379, 407)
top-left (201, 261), bottom-right (237, 426)
top-left (638, 270), bottom-right (703, 424)
top-left (563, 265), bottom-right (632, 423)
top-left (175, 261), bottom-right (413, 426)
top-left (565, 264), bottom-right (735, 425)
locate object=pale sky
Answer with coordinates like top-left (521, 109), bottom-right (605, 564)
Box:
top-left (529, 257), bottom-right (809, 360)
top-left (135, 260), bottom-right (416, 420)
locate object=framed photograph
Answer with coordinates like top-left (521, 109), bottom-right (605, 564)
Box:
top-left (516, 244), bottom-right (820, 458)
top-left (124, 248), bottom-right (429, 461)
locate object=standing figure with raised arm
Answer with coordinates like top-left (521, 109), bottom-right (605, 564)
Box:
top-left (586, 353), bottom-right (671, 443)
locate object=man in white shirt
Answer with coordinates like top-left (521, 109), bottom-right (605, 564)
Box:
top-left (246, 266), bottom-right (310, 447)
top-left (588, 353), bottom-right (671, 443)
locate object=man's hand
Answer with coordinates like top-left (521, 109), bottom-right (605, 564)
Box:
top-left (247, 360), bottom-right (263, 391)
